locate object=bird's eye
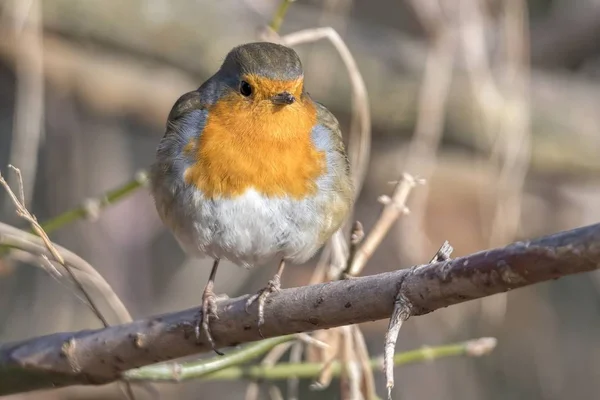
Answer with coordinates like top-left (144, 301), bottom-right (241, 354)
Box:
top-left (240, 81), bottom-right (252, 97)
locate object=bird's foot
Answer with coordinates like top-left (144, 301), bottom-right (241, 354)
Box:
top-left (245, 274), bottom-right (282, 337)
top-left (195, 287), bottom-right (226, 355)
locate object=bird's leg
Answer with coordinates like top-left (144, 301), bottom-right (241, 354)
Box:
top-left (245, 258), bottom-right (286, 337)
top-left (196, 258), bottom-right (224, 355)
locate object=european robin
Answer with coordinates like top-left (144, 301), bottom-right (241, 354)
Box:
top-left (149, 42), bottom-right (353, 353)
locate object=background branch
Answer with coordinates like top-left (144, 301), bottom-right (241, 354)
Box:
top-left (124, 336), bottom-right (495, 382)
top-left (195, 336), bottom-right (496, 382)
top-left (1, 221), bottom-right (599, 395)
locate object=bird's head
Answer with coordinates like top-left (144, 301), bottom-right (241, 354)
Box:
top-left (216, 42), bottom-right (306, 109)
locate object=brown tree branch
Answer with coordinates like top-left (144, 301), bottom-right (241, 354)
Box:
top-left (1, 222), bottom-right (600, 396)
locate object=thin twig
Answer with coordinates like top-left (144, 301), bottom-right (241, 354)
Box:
top-left (429, 241), bottom-right (453, 263)
top-left (397, 0), bottom-right (457, 264)
top-left (246, 341), bottom-right (293, 400)
top-left (384, 241), bottom-right (453, 400)
top-left (287, 341), bottom-right (304, 400)
top-left (126, 335), bottom-right (297, 382)
top-left (343, 221), bottom-right (365, 278)
top-left (41, 170), bottom-right (148, 233)
top-left (268, 0), bottom-right (296, 33)
top-left (487, 0), bottom-right (531, 248)
top-left (349, 173), bottom-right (421, 276)
top-left (384, 291), bottom-right (412, 400)
top-left (0, 172), bottom-right (148, 258)
top-left (339, 325), bottom-right (358, 399)
top-left (127, 337), bottom-right (496, 382)
top-left (308, 330), bottom-right (341, 390)
top-left (268, 385), bottom-right (284, 400)
top-left (2, 0), bottom-right (44, 215)
top-left (353, 324), bottom-right (377, 400)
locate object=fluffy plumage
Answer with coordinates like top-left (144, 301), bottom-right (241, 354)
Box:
top-left (150, 42), bottom-right (353, 268)
top-left (150, 42), bottom-right (354, 350)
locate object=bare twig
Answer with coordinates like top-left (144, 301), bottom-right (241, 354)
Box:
top-left (384, 241), bottom-right (453, 399)
top-left (349, 173), bottom-right (421, 276)
top-left (487, 0), bottom-right (531, 249)
top-left (268, 0), bottom-right (296, 33)
top-left (1, 221), bottom-right (598, 394)
top-left (268, 385), bottom-right (284, 400)
top-left (339, 325), bottom-right (358, 399)
top-left (307, 329), bottom-right (342, 390)
top-left (429, 241), bottom-right (453, 263)
top-left (384, 291), bottom-right (412, 400)
top-left (2, 0), bottom-right (44, 215)
top-left (353, 324), bottom-right (377, 400)
top-left (459, 0), bottom-right (532, 327)
top-left (343, 220), bottom-right (364, 278)
top-left (397, 0), bottom-right (457, 263)
top-left (287, 341), bottom-right (304, 400)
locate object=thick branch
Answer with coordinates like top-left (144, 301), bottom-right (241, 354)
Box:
top-left (1, 222), bottom-right (600, 395)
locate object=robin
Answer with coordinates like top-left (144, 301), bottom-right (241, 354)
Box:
top-left (149, 42), bottom-right (353, 353)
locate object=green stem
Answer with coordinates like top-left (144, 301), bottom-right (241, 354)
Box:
top-left (124, 335), bottom-right (296, 382)
top-left (40, 171), bottom-right (148, 234)
top-left (0, 172), bottom-right (147, 256)
top-left (126, 338), bottom-right (495, 382)
top-left (269, 0), bottom-right (295, 33)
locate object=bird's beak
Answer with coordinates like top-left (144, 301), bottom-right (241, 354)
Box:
top-left (271, 92), bottom-right (295, 105)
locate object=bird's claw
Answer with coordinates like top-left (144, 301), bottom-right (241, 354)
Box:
top-left (245, 275), bottom-right (281, 337)
top-left (196, 288), bottom-right (224, 355)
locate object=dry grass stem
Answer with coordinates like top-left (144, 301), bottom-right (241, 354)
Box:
top-left (287, 341), bottom-right (304, 400)
top-left (0, 227), bottom-right (132, 323)
top-left (268, 385), bottom-right (284, 400)
top-left (353, 324), bottom-right (377, 400)
top-left (295, 333), bottom-right (329, 349)
top-left (339, 325), bottom-right (359, 399)
top-left (0, 168), bottom-right (109, 326)
top-left (245, 341), bottom-right (294, 400)
top-left (311, 334), bottom-right (340, 390)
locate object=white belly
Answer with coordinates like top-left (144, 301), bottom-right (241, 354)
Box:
top-left (166, 187), bottom-right (329, 268)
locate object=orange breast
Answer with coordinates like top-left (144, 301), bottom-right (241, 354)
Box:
top-left (184, 92), bottom-right (325, 199)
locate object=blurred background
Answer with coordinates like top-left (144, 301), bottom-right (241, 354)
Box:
top-left (1, 0), bottom-right (600, 399)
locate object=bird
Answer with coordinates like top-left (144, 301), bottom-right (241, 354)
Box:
top-left (149, 41), bottom-right (353, 353)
